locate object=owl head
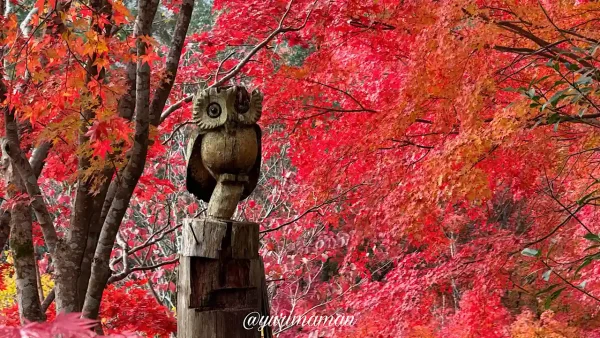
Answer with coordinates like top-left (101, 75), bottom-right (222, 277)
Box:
top-left (192, 85), bottom-right (263, 131)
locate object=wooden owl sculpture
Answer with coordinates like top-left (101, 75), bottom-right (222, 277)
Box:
top-left (186, 85), bottom-right (263, 219)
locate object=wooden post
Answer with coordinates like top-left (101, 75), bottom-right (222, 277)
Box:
top-left (177, 218), bottom-right (264, 338)
top-left (180, 85), bottom-right (271, 337)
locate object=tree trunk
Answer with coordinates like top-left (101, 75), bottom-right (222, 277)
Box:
top-left (0, 210), bottom-right (10, 253)
top-left (1, 137), bottom-right (44, 323)
top-left (81, 0), bottom-right (160, 320)
top-left (1, 0), bottom-right (195, 322)
top-left (10, 201), bottom-right (44, 323)
top-left (81, 0), bottom-right (194, 319)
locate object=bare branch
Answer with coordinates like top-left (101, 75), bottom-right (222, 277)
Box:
top-left (149, 0), bottom-right (195, 126)
top-left (108, 257), bottom-right (179, 284)
top-left (159, 0), bottom-right (319, 123)
top-left (41, 289), bottom-right (55, 313)
top-left (261, 184), bottom-right (363, 234)
top-left (214, 51), bottom-right (237, 84)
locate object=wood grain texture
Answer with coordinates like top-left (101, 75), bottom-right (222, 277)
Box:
top-left (178, 218), bottom-right (262, 338)
top-left (182, 218), bottom-right (227, 258)
top-left (207, 180), bottom-right (245, 219)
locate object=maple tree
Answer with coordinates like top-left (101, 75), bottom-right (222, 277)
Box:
top-left (0, 0), bottom-right (198, 331)
top-left (3, 0), bottom-right (600, 337)
top-left (205, 0), bottom-right (600, 336)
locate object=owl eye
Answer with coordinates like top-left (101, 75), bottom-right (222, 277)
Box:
top-left (235, 87), bottom-right (250, 114)
top-left (236, 102), bottom-right (250, 114)
top-left (207, 103), bottom-right (221, 118)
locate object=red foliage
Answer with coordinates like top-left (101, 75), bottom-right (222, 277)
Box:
top-left (0, 281), bottom-right (175, 337)
top-left (4, 0), bottom-right (600, 337)
top-left (100, 280), bottom-right (176, 336)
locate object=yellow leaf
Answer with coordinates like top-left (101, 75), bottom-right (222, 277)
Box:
top-left (96, 38), bottom-right (109, 53)
top-left (45, 48), bottom-right (60, 59)
top-left (112, 0), bottom-right (134, 20)
top-left (32, 70), bottom-right (49, 83)
top-left (93, 56), bottom-right (110, 70)
top-left (73, 18), bottom-right (88, 29)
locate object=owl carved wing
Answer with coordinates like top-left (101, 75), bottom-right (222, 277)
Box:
top-left (241, 124), bottom-right (262, 200)
top-left (186, 129), bottom-right (216, 203)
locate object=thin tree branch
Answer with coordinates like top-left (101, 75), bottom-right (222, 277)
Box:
top-left (159, 0), bottom-right (318, 123)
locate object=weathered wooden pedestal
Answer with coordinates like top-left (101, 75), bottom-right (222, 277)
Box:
top-left (177, 218), bottom-right (263, 338)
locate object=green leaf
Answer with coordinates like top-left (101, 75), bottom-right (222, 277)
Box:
top-left (547, 112), bottom-right (561, 124)
top-left (553, 80), bottom-right (567, 87)
top-left (536, 283), bottom-right (560, 296)
top-left (522, 248), bottom-right (540, 257)
top-left (544, 287), bottom-right (566, 309)
top-left (584, 244), bottom-right (600, 252)
top-left (542, 269), bottom-right (552, 281)
top-left (576, 257), bottom-right (592, 276)
top-left (532, 75), bottom-right (551, 85)
top-left (565, 62), bottom-right (580, 71)
top-left (570, 93), bottom-right (583, 104)
top-left (584, 232), bottom-right (600, 242)
top-left (577, 191), bottom-right (595, 205)
top-left (548, 90), bottom-right (567, 107)
top-left (578, 280), bottom-right (588, 289)
top-left (503, 86), bottom-right (527, 93)
top-left (546, 60), bottom-right (559, 71)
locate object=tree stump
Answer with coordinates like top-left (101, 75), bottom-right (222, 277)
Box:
top-left (177, 218), bottom-right (263, 338)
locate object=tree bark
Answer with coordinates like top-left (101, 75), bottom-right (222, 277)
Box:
top-left (0, 141), bottom-right (51, 257)
top-left (10, 200), bottom-right (44, 323)
top-left (54, 0), bottom-right (115, 313)
top-left (81, 0), bottom-right (194, 320)
top-left (0, 210), bottom-right (9, 253)
top-left (81, 0), bottom-right (160, 320)
top-left (76, 168), bottom-right (113, 311)
top-left (149, 0), bottom-right (195, 126)
top-left (1, 135), bottom-right (44, 323)
top-left (3, 110), bottom-right (58, 255)
top-left (29, 142), bottom-right (51, 178)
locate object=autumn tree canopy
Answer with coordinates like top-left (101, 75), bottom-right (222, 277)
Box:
top-left (3, 0), bottom-right (600, 336)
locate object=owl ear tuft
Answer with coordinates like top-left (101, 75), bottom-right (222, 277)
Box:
top-left (192, 87), bottom-right (209, 121)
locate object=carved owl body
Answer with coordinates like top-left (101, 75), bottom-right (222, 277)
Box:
top-left (186, 86), bottom-right (263, 203)
top-left (200, 127), bottom-right (258, 175)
